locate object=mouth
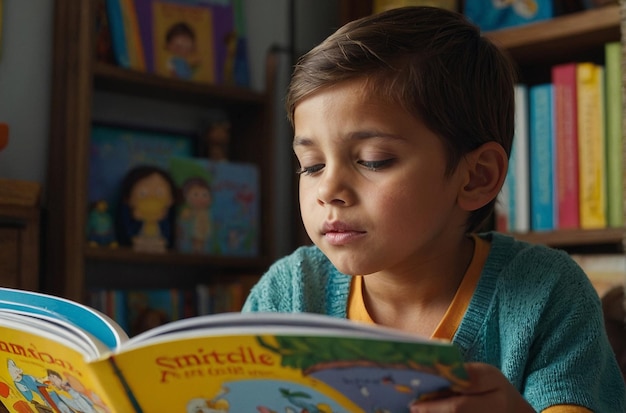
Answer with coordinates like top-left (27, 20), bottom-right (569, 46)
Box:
top-left (321, 221), bottom-right (366, 246)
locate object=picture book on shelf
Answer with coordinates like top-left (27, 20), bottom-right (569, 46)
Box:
top-left (88, 124), bottom-right (194, 212)
top-left (169, 156), bottom-right (260, 257)
top-left (135, 0), bottom-right (249, 86)
top-left (0, 287), bottom-right (468, 413)
top-left (150, 0), bottom-right (217, 83)
top-left (463, 0), bottom-right (553, 32)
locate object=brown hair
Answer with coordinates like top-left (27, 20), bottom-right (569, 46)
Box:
top-left (286, 6), bottom-right (517, 232)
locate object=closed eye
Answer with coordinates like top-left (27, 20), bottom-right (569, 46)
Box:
top-left (358, 159), bottom-right (395, 171)
top-left (296, 164), bottom-right (325, 176)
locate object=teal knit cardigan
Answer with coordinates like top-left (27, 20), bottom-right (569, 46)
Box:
top-left (243, 232), bottom-right (626, 411)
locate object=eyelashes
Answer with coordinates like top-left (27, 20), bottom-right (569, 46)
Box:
top-left (296, 159), bottom-right (395, 176)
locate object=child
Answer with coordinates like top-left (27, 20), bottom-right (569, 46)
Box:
top-left (242, 6), bottom-right (625, 412)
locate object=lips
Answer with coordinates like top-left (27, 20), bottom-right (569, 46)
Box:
top-left (321, 221), bottom-right (366, 246)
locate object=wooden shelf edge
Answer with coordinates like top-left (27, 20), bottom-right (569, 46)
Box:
top-left (93, 62), bottom-right (267, 106)
top-left (484, 5), bottom-right (620, 50)
top-left (505, 227), bottom-right (626, 248)
top-left (84, 245), bottom-right (271, 270)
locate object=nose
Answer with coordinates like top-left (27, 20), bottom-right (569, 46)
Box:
top-left (316, 164), bottom-right (353, 206)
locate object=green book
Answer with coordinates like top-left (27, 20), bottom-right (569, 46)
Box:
top-left (604, 41), bottom-right (623, 228)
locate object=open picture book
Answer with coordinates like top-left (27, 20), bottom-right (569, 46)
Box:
top-left (0, 287), bottom-right (468, 413)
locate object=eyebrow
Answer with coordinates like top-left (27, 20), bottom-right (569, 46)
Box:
top-left (293, 130), bottom-right (403, 148)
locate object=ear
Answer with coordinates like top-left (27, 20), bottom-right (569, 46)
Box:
top-left (457, 141), bottom-right (508, 212)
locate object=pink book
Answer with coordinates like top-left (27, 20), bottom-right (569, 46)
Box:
top-left (551, 63), bottom-right (580, 229)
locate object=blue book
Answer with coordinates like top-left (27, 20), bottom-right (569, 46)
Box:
top-left (529, 83), bottom-right (556, 231)
top-left (105, 0), bottom-right (130, 68)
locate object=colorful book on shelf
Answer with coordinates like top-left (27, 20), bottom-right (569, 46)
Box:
top-left (551, 62), bottom-right (580, 229)
top-left (529, 83), bottom-right (556, 231)
top-left (135, 0), bottom-right (247, 85)
top-left (120, 0), bottom-right (147, 71)
top-left (0, 287), bottom-right (468, 413)
top-left (169, 157), bottom-right (260, 257)
top-left (604, 41), bottom-right (623, 228)
top-left (88, 124), bottom-right (194, 213)
top-left (150, 0), bottom-right (216, 83)
top-left (507, 84), bottom-right (531, 233)
top-left (463, 0), bottom-right (553, 32)
top-left (577, 62), bottom-right (607, 229)
top-left (105, 0), bottom-right (131, 68)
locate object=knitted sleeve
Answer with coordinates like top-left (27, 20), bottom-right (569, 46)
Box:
top-left (241, 245), bottom-right (351, 316)
top-left (466, 234), bottom-right (626, 412)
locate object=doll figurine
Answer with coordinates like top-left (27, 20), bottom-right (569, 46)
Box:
top-left (117, 165), bottom-right (177, 253)
top-left (86, 200), bottom-right (118, 248)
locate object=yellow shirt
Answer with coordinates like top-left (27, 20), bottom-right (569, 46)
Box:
top-left (346, 235), bottom-right (591, 413)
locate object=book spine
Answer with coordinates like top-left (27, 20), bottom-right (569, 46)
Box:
top-left (133, 0), bottom-right (154, 72)
top-left (120, 0), bottom-right (146, 71)
top-left (577, 62), bottom-right (607, 229)
top-left (551, 62), bottom-right (580, 229)
top-left (529, 83), bottom-right (555, 231)
top-left (105, 0), bottom-right (131, 68)
top-left (510, 84), bottom-right (530, 232)
top-left (604, 41), bottom-right (623, 228)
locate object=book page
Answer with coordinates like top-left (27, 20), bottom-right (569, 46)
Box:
top-left (104, 313), bottom-right (467, 412)
top-left (0, 287), bottom-right (128, 350)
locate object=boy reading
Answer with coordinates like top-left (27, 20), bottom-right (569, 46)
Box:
top-left (242, 6), bottom-right (625, 412)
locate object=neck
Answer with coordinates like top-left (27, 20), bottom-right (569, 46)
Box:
top-left (361, 235), bottom-right (475, 335)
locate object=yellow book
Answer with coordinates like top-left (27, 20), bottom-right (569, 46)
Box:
top-left (0, 287), bottom-right (468, 412)
top-left (577, 62), bottom-right (606, 229)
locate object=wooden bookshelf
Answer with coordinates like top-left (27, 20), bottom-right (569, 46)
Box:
top-left (45, 1), bottom-right (277, 303)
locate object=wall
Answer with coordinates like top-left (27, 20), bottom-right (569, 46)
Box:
top-left (0, 0), bottom-right (53, 183)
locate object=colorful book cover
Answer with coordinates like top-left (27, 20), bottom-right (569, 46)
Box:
top-left (577, 62), bottom-right (607, 229)
top-left (135, 0), bottom-right (245, 85)
top-left (507, 84), bottom-right (530, 233)
top-left (529, 83), bottom-right (555, 231)
top-left (604, 41), bottom-right (623, 228)
top-left (169, 157), bottom-right (260, 257)
top-left (0, 288), bottom-right (469, 413)
top-left (152, 0), bottom-right (216, 83)
top-left (105, 0), bottom-right (131, 68)
top-left (464, 0), bottom-right (553, 31)
top-left (88, 124), bottom-right (194, 212)
top-left (551, 62), bottom-right (580, 229)
top-left (0, 315), bottom-right (129, 413)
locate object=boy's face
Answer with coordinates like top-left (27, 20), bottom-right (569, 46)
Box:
top-left (293, 78), bottom-right (471, 277)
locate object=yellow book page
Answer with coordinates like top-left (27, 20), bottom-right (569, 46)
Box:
top-left (0, 325), bottom-right (133, 413)
top-left (102, 331), bottom-right (466, 412)
top-left (153, 2), bottom-right (215, 83)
